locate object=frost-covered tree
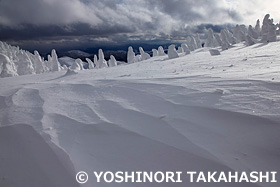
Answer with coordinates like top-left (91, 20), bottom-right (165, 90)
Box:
top-left (69, 61), bottom-right (81, 71)
top-left (127, 46), bottom-right (135, 63)
top-left (75, 59), bottom-right (84, 70)
top-left (86, 58), bottom-right (95, 69)
top-left (33, 50), bottom-right (47, 74)
top-left (224, 27), bottom-right (237, 45)
top-left (181, 44), bottom-right (190, 55)
top-left (98, 49), bottom-right (108, 68)
top-left (186, 36), bottom-right (195, 51)
top-left (17, 51), bottom-right (35, 75)
top-left (93, 55), bottom-right (98, 68)
top-left (168, 44), bottom-right (179, 59)
top-left (246, 35), bottom-right (256, 46)
top-left (190, 36), bottom-right (198, 50)
top-left (214, 33), bottom-right (223, 46)
top-left (205, 28), bottom-right (219, 48)
top-left (134, 55), bottom-right (141, 62)
top-left (248, 25), bottom-right (258, 39)
top-left (195, 34), bottom-right (202, 48)
top-left (220, 29), bottom-right (231, 50)
top-left (108, 55), bottom-right (117, 67)
top-left (51, 49), bottom-right (61, 71)
top-left (255, 19), bottom-right (261, 38)
top-left (152, 49), bottom-right (158, 57)
top-left (158, 46), bottom-right (166, 56)
top-left (177, 46), bottom-right (183, 53)
top-left (0, 53), bottom-right (18, 77)
top-left (233, 25), bottom-right (246, 42)
top-left (139, 47), bottom-right (150, 61)
top-left (261, 14), bottom-right (277, 43)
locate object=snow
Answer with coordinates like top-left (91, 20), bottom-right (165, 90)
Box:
top-left (1, 39), bottom-right (280, 187)
top-left (59, 56), bottom-right (76, 67)
top-left (69, 61), bottom-right (81, 71)
top-left (209, 49), bottom-right (221, 56)
top-left (0, 124), bottom-right (78, 187)
top-left (1, 14), bottom-right (280, 187)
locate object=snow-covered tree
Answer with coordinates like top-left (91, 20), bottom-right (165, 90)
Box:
top-left (75, 59), bottom-right (84, 70)
top-left (127, 46), bottom-right (135, 63)
top-left (261, 14), bottom-right (277, 43)
top-left (246, 35), bottom-right (256, 46)
top-left (69, 62), bottom-right (81, 71)
top-left (248, 25), bottom-right (258, 39)
top-left (255, 19), bottom-right (261, 38)
top-left (108, 55), bottom-right (117, 67)
top-left (195, 34), bottom-right (202, 48)
top-left (214, 33), bottom-right (223, 46)
top-left (86, 58), bottom-right (95, 69)
top-left (97, 49), bottom-right (108, 68)
top-left (168, 44), bottom-right (179, 59)
top-left (158, 46), bottom-right (166, 56)
top-left (205, 28), bottom-right (219, 48)
top-left (220, 29), bottom-right (231, 50)
top-left (177, 47), bottom-right (183, 53)
top-left (152, 49), bottom-right (158, 57)
top-left (233, 25), bottom-right (246, 42)
top-left (181, 44), bottom-right (190, 55)
top-left (139, 47), bottom-right (150, 61)
top-left (93, 55), bottom-right (98, 68)
top-left (0, 53), bottom-right (18, 77)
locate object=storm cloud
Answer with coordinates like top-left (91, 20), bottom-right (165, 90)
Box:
top-left (0, 0), bottom-right (279, 53)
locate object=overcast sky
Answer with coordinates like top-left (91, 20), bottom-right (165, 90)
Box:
top-left (0, 0), bottom-right (279, 53)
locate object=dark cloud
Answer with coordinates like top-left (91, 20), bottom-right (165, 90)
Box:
top-left (0, 23), bottom-right (134, 40)
top-left (0, 0), bottom-right (245, 53)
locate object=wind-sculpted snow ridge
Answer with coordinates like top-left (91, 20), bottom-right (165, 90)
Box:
top-left (0, 124), bottom-right (79, 187)
top-left (1, 74), bottom-right (280, 186)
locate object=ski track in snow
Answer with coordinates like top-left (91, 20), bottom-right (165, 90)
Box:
top-left (0, 42), bottom-right (280, 187)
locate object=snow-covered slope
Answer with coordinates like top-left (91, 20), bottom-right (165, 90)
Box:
top-left (0, 41), bottom-right (280, 187)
